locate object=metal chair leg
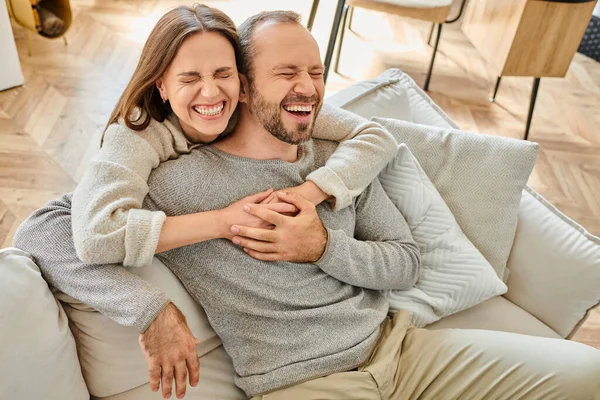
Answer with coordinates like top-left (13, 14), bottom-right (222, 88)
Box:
top-left (307, 0), bottom-right (320, 31)
top-left (490, 77), bottom-right (502, 102)
top-left (427, 22), bottom-right (435, 46)
top-left (348, 6), bottom-right (355, 33)
top-left (524, 78), bottom-right (540, 141)
top-left (424, 23), bottom-right (443, 92)
top-left (334, 5), bottom-right (350, 74)
top-left (323, 0), bottom-right (347, 84)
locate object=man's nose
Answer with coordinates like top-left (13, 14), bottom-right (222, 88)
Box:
top-left (293, 72), bottom-right (316, 97)
top-left (201, 79), bottom-right (220, 99)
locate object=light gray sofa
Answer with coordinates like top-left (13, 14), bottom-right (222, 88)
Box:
top-left (1, 69), bottom-right (599, 400)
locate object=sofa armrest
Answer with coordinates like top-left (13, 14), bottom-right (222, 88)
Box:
top-left (505, 187), bottom-right (600, 338)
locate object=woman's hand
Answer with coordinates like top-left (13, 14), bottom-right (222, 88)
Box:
top-left (262, 181), bottom-right (330, 207)
top-left (219, 189), bottom-right (298, 239)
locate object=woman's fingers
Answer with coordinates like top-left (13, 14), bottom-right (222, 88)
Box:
top-left (246, 188), bottom-right (274, 204)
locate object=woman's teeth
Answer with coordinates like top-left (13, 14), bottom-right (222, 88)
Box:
top-left (283, 105), bottom-right (312, 113)
top-left (193, 102), bottom-right (224, 116)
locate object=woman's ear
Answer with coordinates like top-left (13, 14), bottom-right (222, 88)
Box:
top-left (239, 73), bottom-right (249, 104)
top-left (156, 78), bottom-right (167, 102)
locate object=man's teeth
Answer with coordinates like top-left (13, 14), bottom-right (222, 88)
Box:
top-left (284, 105), bottom-right (312, 112)
top-left (194, 102), bottom-right (224, 116)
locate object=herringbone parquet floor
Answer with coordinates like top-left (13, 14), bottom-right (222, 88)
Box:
top-left (1, 0), bottom-right (598, 348)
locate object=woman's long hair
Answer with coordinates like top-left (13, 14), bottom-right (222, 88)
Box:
top-left (104, 4), bottom-right (243, 138)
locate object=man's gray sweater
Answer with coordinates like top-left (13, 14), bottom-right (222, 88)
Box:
top-left (14, 140), bottom-right (420, 397)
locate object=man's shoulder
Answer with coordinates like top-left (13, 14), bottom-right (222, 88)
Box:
top-left (311, 139), bottom-right (337, 169)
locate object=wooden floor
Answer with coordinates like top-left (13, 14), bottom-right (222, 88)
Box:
top-left (0, 0), bottom-right (598, 348)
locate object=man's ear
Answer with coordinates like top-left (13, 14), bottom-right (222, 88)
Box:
top-left (239, 73), bottom-right (250, 104)
top-left (156, 78), bottom-right (167, 102)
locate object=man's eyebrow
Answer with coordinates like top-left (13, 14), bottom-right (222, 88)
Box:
top-left (272, 64), bottom-right (300, 71)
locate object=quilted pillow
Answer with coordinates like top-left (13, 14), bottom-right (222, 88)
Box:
top-left (375, 118), bottom-right (539, 281)
top-left (380, 145), bottom-right (507, 327)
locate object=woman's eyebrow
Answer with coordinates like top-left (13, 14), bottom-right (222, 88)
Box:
top-left (177, 71), bottom-right (200, 77)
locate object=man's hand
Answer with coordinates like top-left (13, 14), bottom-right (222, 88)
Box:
top-left (219, 188), bottom-right (298, 239)
top-left (230, 191), bottom-right (328, 262)
top-left (139, 303), bottom-right (201, 399)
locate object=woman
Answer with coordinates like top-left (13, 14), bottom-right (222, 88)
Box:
top-left (67, 3), bottom-right (397, 268)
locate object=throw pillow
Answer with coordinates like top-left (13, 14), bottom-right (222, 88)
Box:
top-left (380, 145), bottom-right (507, 327)
top-left (375, 118), bottom-right (539, 281)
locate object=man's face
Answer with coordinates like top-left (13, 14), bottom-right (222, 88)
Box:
top-left (243, 22), bottom-right (325, 145)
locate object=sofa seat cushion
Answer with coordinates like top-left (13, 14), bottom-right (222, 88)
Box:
top-left (426, 296), bottom-right (562, 339)
top-left (0, 248), bottom-right (89, 400)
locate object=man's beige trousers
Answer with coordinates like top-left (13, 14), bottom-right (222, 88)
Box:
top-left (252, 311), bottom-right (600, 400)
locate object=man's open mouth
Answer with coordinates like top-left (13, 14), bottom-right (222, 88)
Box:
top-left (282, 104), bottom-right (313, 117)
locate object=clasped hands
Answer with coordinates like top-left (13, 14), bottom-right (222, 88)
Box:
top-left (220, 181), bottom-right (329, 263)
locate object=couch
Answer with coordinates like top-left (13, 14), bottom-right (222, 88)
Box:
top-left (1, 69), bottom-right (599, 400)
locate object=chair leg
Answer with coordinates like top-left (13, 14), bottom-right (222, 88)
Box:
top-left (427, 22), bottom-right (436, 46)
top-left (334, 5), bottom-right (350, 74)
top-left (307, 0), bottom-right (320, 31)
top-left (323, 0), bottom-right (347, 84)
top-left (424, 23), bottom-right (443, 92)
top-left (490, 77), bottom-right (502, 102)
top-left (62, 36), bottom-right (68, 46)
top-left (524, 78), bottom-right (541, 141)
top-left (348, 6), bottom-right (355, 33)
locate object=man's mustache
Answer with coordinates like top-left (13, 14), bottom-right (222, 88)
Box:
top-left (280, 95), bottom-right (320, 105)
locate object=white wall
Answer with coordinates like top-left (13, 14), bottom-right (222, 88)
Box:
top-left (594, 2), bottom-right (600, 18)
top-left (0, 0), bottom-right (24, 92)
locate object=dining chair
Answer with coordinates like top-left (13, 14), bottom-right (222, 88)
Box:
top-left (333, 0), bottom-right (468, 91)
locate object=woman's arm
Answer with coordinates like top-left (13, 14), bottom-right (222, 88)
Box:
top-left (72, 119), bottom-right (200, 268)
top-left (307, 103), bottom-right (398, 210)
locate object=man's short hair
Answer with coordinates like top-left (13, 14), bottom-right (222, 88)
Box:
top-left (238, 10), bottom-right (302, 79)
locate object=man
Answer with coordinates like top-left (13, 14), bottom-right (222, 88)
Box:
top-left (14, 10), bottom-right (600, 400)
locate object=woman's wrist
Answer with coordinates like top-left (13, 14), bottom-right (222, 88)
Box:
top-left (299, 181), bottom-right (330, 205)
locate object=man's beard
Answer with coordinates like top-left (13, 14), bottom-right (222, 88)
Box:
top-left (248, 83), bottom-right (320, 145)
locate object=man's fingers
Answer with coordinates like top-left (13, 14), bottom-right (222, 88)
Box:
top-left (231, 226), bottom-right (276, 242)
top-left (244, 248), bottom-right (282, 261)
top-left (276, 191), bottom-right (313, 212)
top-left (161, 365), bottom-right (175, 399)
top-left (263, 203), bottom-right (298, 215)
top-left (149, 364), bottom-right (161, 392)
top-left (245, 204), bottom-right (287, 226)
top-left (187, 354), bottom-right (200, 387)
top-left (234, 236), bottom-right (278, 253)
top-left (174, 362), bottom-right (188, 399)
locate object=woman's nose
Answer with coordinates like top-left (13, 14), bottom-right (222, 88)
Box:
top-left (201, 80), bottom-right (220, 98)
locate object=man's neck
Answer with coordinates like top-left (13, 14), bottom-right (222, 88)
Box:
top-left (213, 107), bottom-right (299, 163)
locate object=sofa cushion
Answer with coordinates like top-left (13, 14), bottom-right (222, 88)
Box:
top-left (426, 296), bottom-right (562, 339)
top-left (506, 187), bottom-right (600, 339)
top-left (380, 144), bottom-right (506, 327)
top-left (96, 347), bottom-right (244, 400)
top-left (60, 257), bottom-right (221, 397)
top-left (0, 248), bottom-right (89, 400)
top-left (373, 118), bottom-right (539, 281)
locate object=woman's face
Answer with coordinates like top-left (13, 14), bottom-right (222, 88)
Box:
top-left (156, 31), bottom-right (240, 143)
